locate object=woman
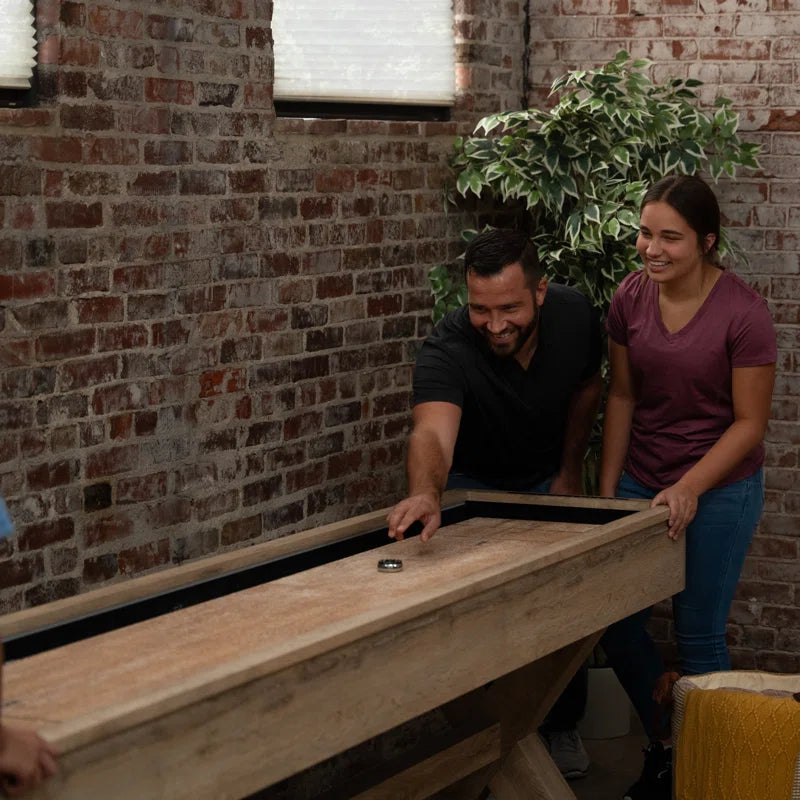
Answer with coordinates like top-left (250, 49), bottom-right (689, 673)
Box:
top-left (598, 174), bottom-right (776, 800)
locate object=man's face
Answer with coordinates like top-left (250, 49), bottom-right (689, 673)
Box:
top-left (466, 262), bottom-right (546, 362)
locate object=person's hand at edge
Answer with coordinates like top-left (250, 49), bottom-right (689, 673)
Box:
top-left (387, 491), bottom-right (441, 543)
top-left (0, 723), bottom-right (58, 797)
top-left (650, 480), bottom-right (698, 541)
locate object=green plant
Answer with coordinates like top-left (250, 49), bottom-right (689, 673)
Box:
top-left (431, 50), bottom-right (760, 319)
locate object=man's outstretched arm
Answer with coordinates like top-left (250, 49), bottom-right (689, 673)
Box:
top-left (387, 402), bottom-right (461, 542)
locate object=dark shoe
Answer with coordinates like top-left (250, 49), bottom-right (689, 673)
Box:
top-left (623, 741), bottom-right (672, 800)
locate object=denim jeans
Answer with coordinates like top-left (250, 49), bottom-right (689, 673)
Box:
top-left (600, 469), bottom-right (764, 739)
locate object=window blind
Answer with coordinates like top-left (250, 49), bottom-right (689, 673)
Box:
top-left (273, 0), bottom-right (455, 107)
top-left (0, 0), bottom-right (36, 90)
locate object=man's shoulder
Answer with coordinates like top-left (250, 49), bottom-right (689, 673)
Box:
top-left (429, 306), bottom-right (472, 344)
top-left (544, 281), bottom-right (593, 309)
top-left (542, 282), bottom-right (598, 328)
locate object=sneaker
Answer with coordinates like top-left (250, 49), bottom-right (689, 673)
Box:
top-left (545, 728), bottom-right (590, 779)
top-left (623, 741), bottom-right (672, 800)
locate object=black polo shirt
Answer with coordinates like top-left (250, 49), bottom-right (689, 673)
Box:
top-left (413, 283), bottom-right (602, 490)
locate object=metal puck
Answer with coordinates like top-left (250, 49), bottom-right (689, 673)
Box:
top-left (377, 558), bottom-right (403, 572)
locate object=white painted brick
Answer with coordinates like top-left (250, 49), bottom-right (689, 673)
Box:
top-left (739, 109), bottom-right (771, 131)
top-left (718, 62), bottom-right (760, 82)
top-left (773, 135), bottom-right (800, 155)
top-left (631, 0), bottom-right (699, 12)
top-left (687, 62), bottom-right (722, 83)
top-left (770, 182), bottom-right (800, 204)
top-left (786, 207), bottom-right (800, 228)
top-left (735, 14), bottom-right (800, 36)
top-left (771, 38), bottom-right (800, 59)
top-left (538, 16), bottom-right (596, 37)
top-left (664, 14), bottom-right (735, 36)
top-left (564, 0), bottom-right (628, 14)
top-left (699, 0), bottom-right (768, 11)
top-left (630, 39), bottom-right (699, 61)
top-left (759, 63), bottom-right (794, 84)
top-left (528, 40), bottom-right (561, 63)
top-left (595, 17), bottom-right (662, 38)
top-left (751, 206), bottom-right (788, 228)
top-left (559, 38), bottom-right (628, 62)
top-left (770, 85), bottom-right (800, 108)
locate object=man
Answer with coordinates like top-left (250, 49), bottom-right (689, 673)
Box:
top-left (0, 498), bottom-right (58, 796)
top-left (388, 228), bottom-right (602, 778)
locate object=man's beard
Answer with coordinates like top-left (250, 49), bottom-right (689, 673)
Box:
top-left (482, 306), bottom-right (538, 359)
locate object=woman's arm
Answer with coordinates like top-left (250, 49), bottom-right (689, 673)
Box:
top-left (599, 340), bottom-right (636, 497)
top-left (652, 363), bottom-right (776, 539)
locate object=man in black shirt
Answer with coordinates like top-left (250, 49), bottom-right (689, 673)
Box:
top-left (388, 227), bottom-right (602, 539)
top-left (387, 227), bottom-right (603, 779)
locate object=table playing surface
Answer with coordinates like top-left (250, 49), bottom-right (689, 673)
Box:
top-left (1, 493), bottom-right (678, 800)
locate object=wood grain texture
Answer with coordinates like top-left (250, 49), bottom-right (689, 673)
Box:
top-left (4, 498), bottom-right (677, 800)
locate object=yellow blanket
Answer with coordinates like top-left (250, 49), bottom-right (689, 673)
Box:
top-left (675, 688), bottom-right (800, 800)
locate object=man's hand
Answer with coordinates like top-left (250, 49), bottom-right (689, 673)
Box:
top-left (0, 723), bottom-right (58, 796)
top-left (651, 480), bottom-right (698, 541)
top-left (387, 491), bottom-right (441, 543)
top-left (548, 469), bottom-right (584, 497)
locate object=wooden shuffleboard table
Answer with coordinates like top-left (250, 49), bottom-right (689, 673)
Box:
top-left (1, 491), bottom-right (681, 800)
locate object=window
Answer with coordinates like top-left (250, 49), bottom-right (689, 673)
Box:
top-left (273, 0), bottom-right (454, 119)
top-left (0, 0), bottom-right (37, 107)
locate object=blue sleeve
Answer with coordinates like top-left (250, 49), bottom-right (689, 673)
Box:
top-left (0, 497), bottom-right (14, 538)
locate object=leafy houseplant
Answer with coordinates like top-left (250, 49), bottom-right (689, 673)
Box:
top-left (428, 51), bottom-right (760, 491)
top-left (429, 50), bottom-right (760, 318)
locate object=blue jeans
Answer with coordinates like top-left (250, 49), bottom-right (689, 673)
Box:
top-left (600, 469), bottom-right (764, 739)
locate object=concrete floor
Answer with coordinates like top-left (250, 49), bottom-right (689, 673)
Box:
top-left (572, 716), bottom-right (646, 800)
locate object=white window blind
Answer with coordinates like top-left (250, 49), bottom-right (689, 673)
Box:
top-left (273, 0), bottom-right (455, 106)
top-left (0, 0), bottom-right (36, 89)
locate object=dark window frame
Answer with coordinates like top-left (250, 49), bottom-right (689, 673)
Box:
top-left (274, 100), bottom-right (451, 122)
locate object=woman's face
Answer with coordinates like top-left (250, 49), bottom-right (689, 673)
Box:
top-left (636, 201), bottom-right (715, 285)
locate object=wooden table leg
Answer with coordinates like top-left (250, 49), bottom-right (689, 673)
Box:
top-left (439, 629), bottom-right (604, 800)
top-left (490, 732), bottom-right (575, 800)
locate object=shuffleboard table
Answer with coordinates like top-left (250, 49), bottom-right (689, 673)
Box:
top-left (1, 491), bottom-right (680, 800)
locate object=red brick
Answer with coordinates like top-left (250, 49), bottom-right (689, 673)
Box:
top-left (286, 462), bottom-right (325, 493)
top-left (97, 324), bottom-right (149, 352)
top-left (83, 554), bottom-right (119, 583)
top-left (316, 170), bottom-right (356, 193)
top-left (35, 328), bottom-right (95, 360)
top-left (45, 201), bottom-right (103, 229)
top-left (60, 104), bottom-right (115, 131)
top-left (145, 77), bottom-right (193, 105)
top-left (83, 514), bottom-right (135, 546)
top-left (86, 445), bottom-right (139, 478)
top-left (0, 272), bottom-right (55, 302)
top-left (0, 554), bottom-right (44, 587)
top-left (26, 459), bottom-right (73, 490)
top-left (17, 516), bottom-right (74, 553)
top-left (221, 513), bottom-right (262, 545)
top-left (75, 296), bottom-right (124, 324)
top-left (88, 6), bottom-right (143, 37)
top-left (117, 473), bottom-right (168, 504)
top-left (198, 368), bottom-right (246, 397)
top-left (30, 137), bottom-right (83, 163)
top-left (128, 171), bottom-right (177, 195)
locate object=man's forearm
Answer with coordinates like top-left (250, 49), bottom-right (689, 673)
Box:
top-left (406, 428), bottom-right (451, 499)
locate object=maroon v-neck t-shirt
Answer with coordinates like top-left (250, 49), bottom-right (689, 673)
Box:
top-left (607, 269), bottom-right (776, 491)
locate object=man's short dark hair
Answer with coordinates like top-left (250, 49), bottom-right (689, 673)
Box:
top-left (463, 228), bottom-right (543, 286)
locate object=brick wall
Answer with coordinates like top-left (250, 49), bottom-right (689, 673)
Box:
top-left (527, 0), bottom-right (800, 672)
top-left (0, 0), bottom-right (525, 610)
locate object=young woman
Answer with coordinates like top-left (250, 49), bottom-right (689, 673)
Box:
top-left (598, 175), bottom-right (776, 800)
